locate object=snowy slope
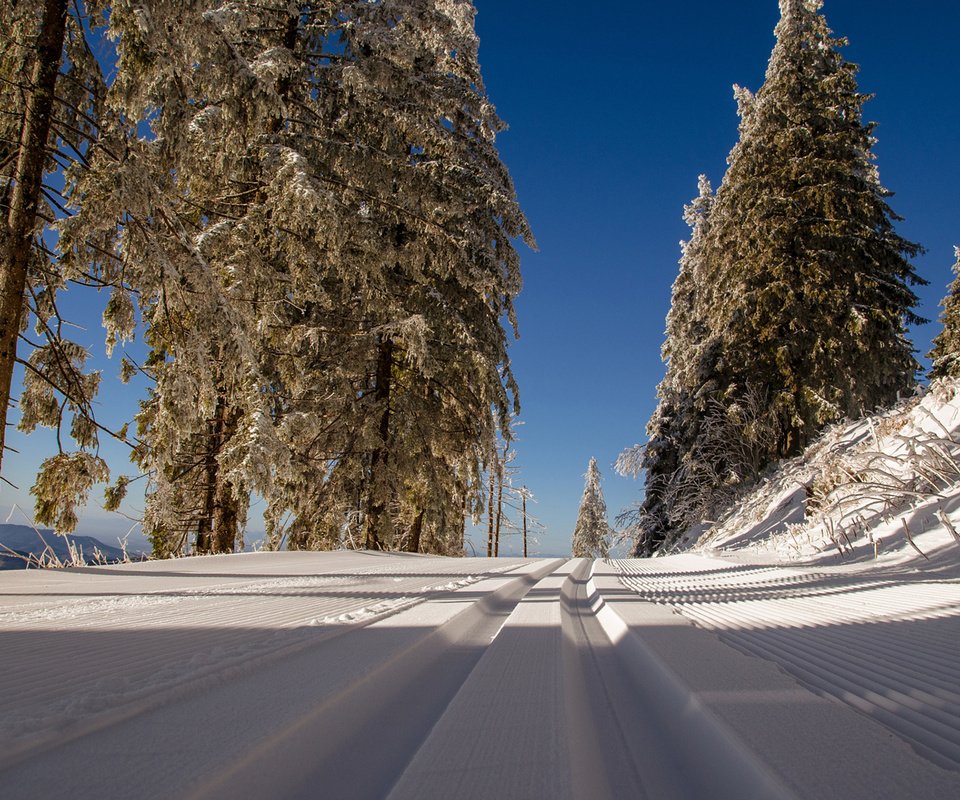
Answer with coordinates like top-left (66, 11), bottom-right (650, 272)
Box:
top-left (6, 379), bottom-right (960, 799)
top-left (2, 551), bottom-right (959, 799)
top-left (601, 377), bottom-right (960, 780)
top-left (688, 378), bottom-right (960, 568)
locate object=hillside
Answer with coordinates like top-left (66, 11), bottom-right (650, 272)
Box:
top-left (670, 378), bottom-right (960, 570)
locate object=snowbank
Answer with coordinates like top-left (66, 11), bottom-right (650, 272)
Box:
top-left (686, 378), bottom-right (960, 572)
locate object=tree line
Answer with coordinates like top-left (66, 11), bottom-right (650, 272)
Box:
top-left (1, 0), bottom-right (532, 557)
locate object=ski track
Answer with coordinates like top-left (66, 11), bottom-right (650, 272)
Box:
top-left (0, 552), bottom-right (521, 751)
top-left (2, 551), bottom-right (959, 799)
top-left (614, 553), bottom-right (960, 771)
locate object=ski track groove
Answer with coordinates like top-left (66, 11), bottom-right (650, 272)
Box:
top-left (3, 552), bottom-right (960, 798)
top-left (613, 555), bottom-right (960, 771)
top-left (0, 557), bottom-right (523, 747)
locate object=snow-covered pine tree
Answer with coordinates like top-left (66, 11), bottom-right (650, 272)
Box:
top-left (704, 0), bottom-right (924, 460)
top-left (64, 1), bottom-right (529, 556)
top-left (62, 0), bottom-right (319, 555)
top-left (929, 247), bottom-right (960, 379)
top-left (618, 177), bottom-right (718, 555)
top-left (259, 0), bottom-right (532, 554)
top-left (626, 0), bottom-right (925, 557)
top-left (572, 457), bottom-right (610, 558)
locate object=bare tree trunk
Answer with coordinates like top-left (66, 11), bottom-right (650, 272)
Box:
top-left (486, 470), bottom-right (494, 557)
top-left (195, 446), bottom-right (217, 555)
top-left (522, 490), bottom-right (528, 558)
top-left (211, 471), bottom-right (239, 553)
top-left (493, 465), bottom-right (503, 557)
top-left (407, 509), bottom-right (424, 553)
top-left (365, 337), bottom-right (394, 550)
top-left (196, 396), bottom-right (240, 554)
top-left (0, 0), bottom-right (67, 476)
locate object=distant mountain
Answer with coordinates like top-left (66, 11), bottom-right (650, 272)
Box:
top-left (0, 524), bottom-right (141, 570)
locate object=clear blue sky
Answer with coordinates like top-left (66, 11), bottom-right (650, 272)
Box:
top-left (1, 0), bottom-right (958, 557)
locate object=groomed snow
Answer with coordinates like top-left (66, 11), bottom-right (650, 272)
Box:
top-left (2, 550), bottom-right (959, 798)
top-left (615, 552), bottom-right (960, 772)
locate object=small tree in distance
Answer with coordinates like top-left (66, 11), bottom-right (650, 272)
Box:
top-left (572, 458), bottom-right (610, 558)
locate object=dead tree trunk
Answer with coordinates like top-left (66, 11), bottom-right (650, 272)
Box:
top-left (460, 489), bottom-right (467, 555)
top-left (0, 0), bottom-right (67, 475)
top-left (522, 490), bottom-right (528, 558)
top-left (486, 470), bottom-right (495, 557)
top-left (493, 465), bottom-right (504, 557)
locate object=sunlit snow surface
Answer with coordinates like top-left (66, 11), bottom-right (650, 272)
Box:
top-left (0, 552), bottom-right (520, 754)
top-left (1, 549), bottom-right (959, 797)
top-left (610, 379), bottom-right (960, 774)
top-left (615, 553), bottom-right (960, 771)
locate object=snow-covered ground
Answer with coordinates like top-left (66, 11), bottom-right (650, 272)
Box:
top-left (5, 388), bottom-right (960, 798)
top-left (1, 546), bottom-right (958, 798)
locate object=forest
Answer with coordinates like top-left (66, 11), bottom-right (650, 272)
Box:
top-left (2, 0), bottom-right (957, 560)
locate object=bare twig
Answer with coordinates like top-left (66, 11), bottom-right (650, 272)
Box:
top-left (935, 509), bottom-right (960, 546)
top-left (900, 517), bottom-right (929, 561)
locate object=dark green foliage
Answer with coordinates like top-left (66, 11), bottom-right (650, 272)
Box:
top-left (709, 0), bottom-right (924, 456)
top-left (630, 0), bottom-right (924, 556)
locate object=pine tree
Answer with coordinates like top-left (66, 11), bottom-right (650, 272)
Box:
top-left (1, 1), bottom-right (133, 533)
top-left (618, 177), bottom-right (717, 555)
top-left (62, 1), bottom-right (530, 556)
top-left (626, 0), bottom-right (924, 556)
top-left (572, 457), bottom-right (609, 559)
top-left (929, 247), bottom-right (960, 380)
top-left (259, 0), bottom-right (531, 555)
top-left (705, 0), bottom-right (924, 460)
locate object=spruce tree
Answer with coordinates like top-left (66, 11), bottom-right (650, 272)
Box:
top-left (64, 1), bottom-right (529, 556)
top-left (572, 457), bottom-right (610, 559)
top-left (619, 177), bottom-right (717, 555)
top-left (259, 0), bottom-right (531, 554)
top-left (929, 247), bottom-right (960, 380)
top-left (628, 0), bottom-right (924, 556)
top-left (706, 0), bottom-right (924, 460)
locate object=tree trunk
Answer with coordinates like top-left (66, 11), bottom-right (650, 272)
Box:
top-left (522, 491), bottom-right (527, 558)
top-left (0, 0), bottom-right (67, 476)
top-left (195, 445), bottom-right (216, 555)
top-left (196, 395), bottom-right (240, 554)
top-left (365, 337), bottom-right (394, 550)
top-left (211, 471), bottom-right (239, 553)
top-left (486, 470), bottom-right (494, 557)
top-left (407, 509), bottom-right (424, 554)
top-left (493, 466), bottom-right (503, 557)
top-left (460, 490), bottom-right (467, 556)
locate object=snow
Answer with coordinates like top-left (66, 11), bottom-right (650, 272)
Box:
top-left (1, 545), bottom-right (958, 798)
top-left (614, 554), bottom-right (960, 772)
top-left (5, 381), bottom-right (960, 800)
top-left (603, 378), bottom-right (960, 780)
top-left (693, 380), bottom-right (960, 567)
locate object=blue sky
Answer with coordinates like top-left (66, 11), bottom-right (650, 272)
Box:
top-left (1, 0), bottom-right (958, 557)
top-left (472, 0), bottom-right (960, 554)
